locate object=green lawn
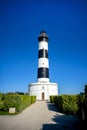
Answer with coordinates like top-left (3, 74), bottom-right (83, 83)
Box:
top-left (0, 111), bottom-right (18, 115)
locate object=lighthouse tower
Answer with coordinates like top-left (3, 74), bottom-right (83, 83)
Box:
top-left (37, 31), bottom-right (49, 83)
top-left (29, 31), bottom-right (58, 100)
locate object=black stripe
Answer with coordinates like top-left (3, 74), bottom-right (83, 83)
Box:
top-left (38, 49), bottom-right (48, 58)
top-left (38, 37), bottom-right (49, 42)
top-left (37, 68), bottom-right (49, 78)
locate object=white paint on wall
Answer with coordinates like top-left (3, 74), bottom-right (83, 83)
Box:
top-left (39, 41), bottom-right (48, 50)
top-left (29, 82), bottom-right (58, 100)
top-left (38, 78), bottom-right (49, 83)
top-left (38, 58), bottom-right (49, 68)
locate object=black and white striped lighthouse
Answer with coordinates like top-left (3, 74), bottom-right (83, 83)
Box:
top-left (37, 31), bottom-right (49, 83)
top-left (29, 31), bottom-right (58, 100)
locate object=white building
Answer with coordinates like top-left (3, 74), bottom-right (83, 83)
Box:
top-left (29, 31), bottom-right (58, 100)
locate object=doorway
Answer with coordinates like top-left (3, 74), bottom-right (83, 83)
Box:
top-left (42, 92), bottom-right (45, 100)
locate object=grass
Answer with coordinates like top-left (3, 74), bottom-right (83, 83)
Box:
top-left (0, 111), bottom-right (18, 115)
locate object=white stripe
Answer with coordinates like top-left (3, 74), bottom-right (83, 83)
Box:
top-left (38, 78), bottom-right (49, 83)
top-left (38, 58), bottom-right (49, 68)
top-left (39, 41), bottom-right (48, 50)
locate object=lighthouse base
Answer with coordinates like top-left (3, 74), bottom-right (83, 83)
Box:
top-left (28, 82), bottom-right (58, 100)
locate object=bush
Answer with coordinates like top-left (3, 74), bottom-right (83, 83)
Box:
top-left (18, 95), bottom-right (36, 112)
top-left (50, 95), bottom-right (79, 114)
top-left (0, 101), bottom-right (4, 110)
top-left (4, 94), bottom-right (21, 112)
top-left (61, 95), bottom-right (79, 114)
top-left (31, 96), bottom-right (36, 104)
top-left (50, 96), bottom-right (55, 103)
top-left (78, 94), bottom-right (87, 120)
top-left (84, 98), bottom-right (87, 120)
top-left (3, 94), bottom-right (36, 113)
top-left (0, 93), bottom-right (5, 110)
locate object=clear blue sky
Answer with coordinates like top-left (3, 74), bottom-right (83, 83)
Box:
top-left (0, 0), bottom-right (87, 94)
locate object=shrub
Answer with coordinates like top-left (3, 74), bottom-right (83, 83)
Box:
top-left (0, 93), bottom-right (5, 110)
top-left (4, 94), bottom-right (21, 112)
top-left (3, 94), bottom-right (36, 113)
top-left (18, 95), bottom-right (32, 112)
top-left (0, 101), bottom-right (4, 110)
top-left (50, 96), bottom-right (55, 103)
top-left (31, 96), bottom-right (36, 104)
top-left (84, 98), bottom-right (87, 120)
top-left (51, 95), bottom-right (79, 114)
top-left (61, 95), bottom-right (79, 114)
top-left (78, 94), bottom-right (87, 120)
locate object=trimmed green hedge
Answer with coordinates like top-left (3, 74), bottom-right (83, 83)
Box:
top-left (0, 93), bottom-right (4, 110)
top-left (78, 94), bottom-right (87, 120)
top-left (50, 95), bottom-right (79, 114)
top-left (3, 94), bottom-right (36, 113)
top-left (50, 96), bottom-right (55, 103)
top-left (31, 96), bottom-right (36, 104)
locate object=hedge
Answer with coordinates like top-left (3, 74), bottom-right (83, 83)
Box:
top-left (50, 96), bottom-right (55, 103)
top-left (3, 94), bottom-right (36, 113)
top-left (0, 93), bottom-right (4, 110)
top-left (78, 94), bottom-right (87, 120)
top-left (31, 96), bottom-right (36, 104)
top-left (50, 95), bottom-right (79, 114)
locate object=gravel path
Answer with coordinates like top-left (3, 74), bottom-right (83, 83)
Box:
top-left (0, 101), bottom-right (79, 130)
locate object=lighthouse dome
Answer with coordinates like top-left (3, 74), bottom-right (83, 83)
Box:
top-left (38, 31), bottom-right (49, 42)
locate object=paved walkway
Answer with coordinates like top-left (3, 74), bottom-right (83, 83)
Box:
top-left (0, 101), bottom-right (79, 130)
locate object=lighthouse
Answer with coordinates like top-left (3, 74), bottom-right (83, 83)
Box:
top-left (29, 31), bottom-right (58, 100)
